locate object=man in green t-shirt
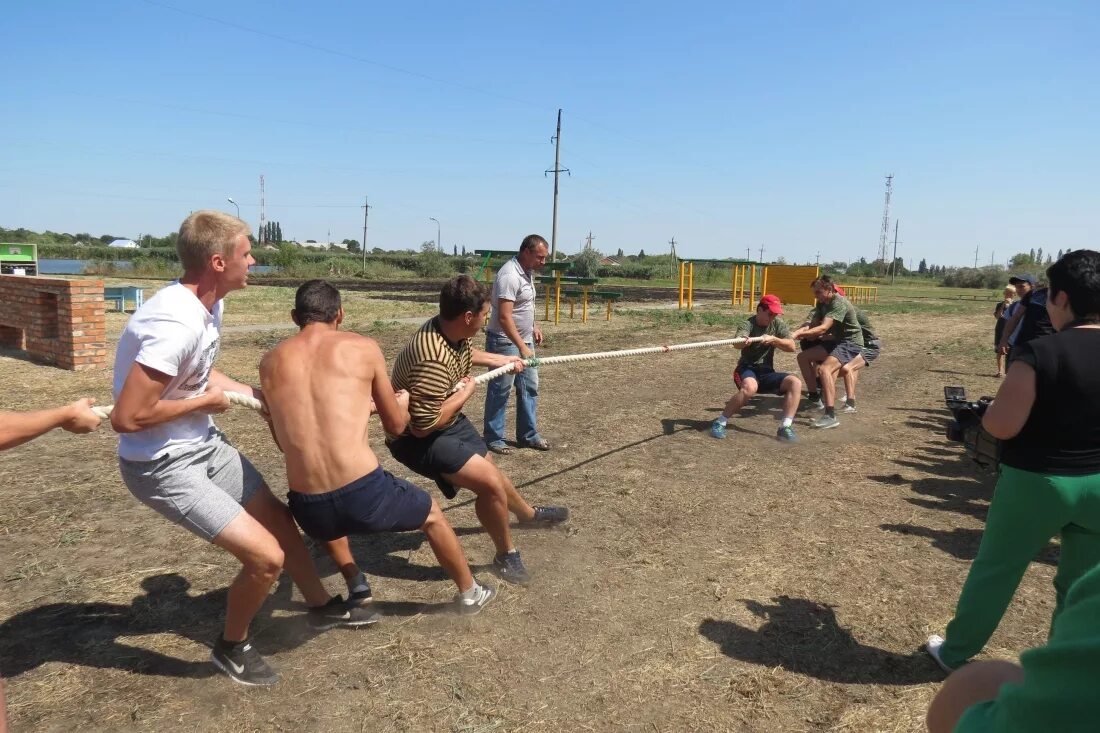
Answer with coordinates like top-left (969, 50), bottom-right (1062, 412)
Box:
top-left (710, 295), bottom-right (802, 442)
top-left (835, 308), bottom-right (881, 413)
top-left (791, 276), bottom-right (864, 429)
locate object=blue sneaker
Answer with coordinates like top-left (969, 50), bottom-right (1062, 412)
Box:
top-left (710, 419), bottom-right (727, 439)
top-left (776, 425), bottom-right (798, 442)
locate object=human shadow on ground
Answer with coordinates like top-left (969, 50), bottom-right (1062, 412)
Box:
top-left (698, 596), bottom-right (942, 685)
top-left (0, 572), bottom-right (323, 680)
top-left (516, 426), bottom-right (694, 490)
top-left (330, 525), bottom-right (489, 585)
top-left (880, 523), bottom-right (1059, 566)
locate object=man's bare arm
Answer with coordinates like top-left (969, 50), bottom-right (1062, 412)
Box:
top-left (367, 341), bottom-right (410, 436)
top-left (0, 399), bottom-right (102, 450)
top-left (111, 363), bottom-right (229, 433)
top-left (408, 378), bottom-right (475, 438)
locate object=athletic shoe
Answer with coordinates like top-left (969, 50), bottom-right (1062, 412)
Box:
top-left (521, 505), bottom-right (569, 525)
top-left (710, 419), bottom-right (727, 439)
top-left (803, 397), bottom-right (824, 411)
top-left (307, 595), bottom-right (383, 630)
top-left (346, 573), bottom-right (373, 606)
top-left (925, 634), bottom-right (955, 673)
top-left (492, 551), bottom-right (531, 585)
top-left (812, 414), bottom-right (840, 429)
top-left (455, 581), bottom-right (497, 615)
top-left (776, 425), bottom-right (798, 442)
top-left (840, 402), bottom-right (857, 414)
top-left (211, 638), bottom-right (279, 687)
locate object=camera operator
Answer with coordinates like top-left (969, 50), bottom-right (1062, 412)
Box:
top-left (926, 249), bottom-right (1100, 673)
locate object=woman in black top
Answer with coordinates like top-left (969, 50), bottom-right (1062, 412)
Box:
top-left (926, 249), bottom-right (1100, 671)
top-left (993, 285), bottom-right (1016, 377)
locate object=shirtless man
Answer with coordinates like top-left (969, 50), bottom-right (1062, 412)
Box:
top-left (259, 280), bottom-right (495, 614)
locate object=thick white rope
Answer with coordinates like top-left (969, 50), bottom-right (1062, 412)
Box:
top-left (462, 336), bottom-right (764, 390)
top-left (90, 390), bottom-right (264, 420)
top-left (89, 336), bottom-right (763, 420)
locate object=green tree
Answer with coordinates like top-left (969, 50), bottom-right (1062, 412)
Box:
top-left (343, 238), bottom-right (361, 254)
top-left (918, 258), bottom-right (928, 274)
top-left (572, 248), bottom-right (602, 278)
top-left (638, 248), bottom-right (645, 258)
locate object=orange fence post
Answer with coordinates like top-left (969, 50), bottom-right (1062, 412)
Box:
top-left (678, 261), bottom-right (686, 309)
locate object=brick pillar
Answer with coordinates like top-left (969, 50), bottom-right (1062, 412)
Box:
top-left (0, 276), bottom-right (108, 371)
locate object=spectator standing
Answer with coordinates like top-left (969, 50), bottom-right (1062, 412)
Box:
top-left (926, 250), bottom-right (1100, 672)
top-left (483, 235), bottom-right (550, 454)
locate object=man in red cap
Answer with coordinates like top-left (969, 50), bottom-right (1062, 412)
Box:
top-left (710, 294), bottom-right (803, 442)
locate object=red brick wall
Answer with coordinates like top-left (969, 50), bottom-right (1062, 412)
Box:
top-left (0, 276), bottom-right (107, 371)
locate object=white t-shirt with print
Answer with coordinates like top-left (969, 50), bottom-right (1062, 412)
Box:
top-left (113, 282), bottom-right (223, 461)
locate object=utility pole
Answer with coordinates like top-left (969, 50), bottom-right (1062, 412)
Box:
top-left (758, 242), bottom-right (765, 263)
top-left (545, 109), bottom-right (569, 261)
top-left (259, 175), bottom-right (266, 246)
top-left (361, 196), bottom-right (371, 274)
top-left (974, 243), bottom-right (980, 268)
top-left (878, 174), bottom-right (894, 276)
top-left (669, 237), bottom-right (677, 278)
top-left (890, 219), bottom-right (900, 284)
top-left (745, 247), bottom-right (751, 261)
top-left (584, 231), bottom-right (596, 250)
top-left (991, 250), bottom-right (995, 266)
top-left (815, 251), bottom-right (821, 266)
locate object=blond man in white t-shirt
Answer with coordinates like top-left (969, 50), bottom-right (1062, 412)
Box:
top-left (111, 211), bottom-right (375, 687)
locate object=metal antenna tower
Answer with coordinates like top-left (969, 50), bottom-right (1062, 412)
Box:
top-left (259, 174), bottom-right (266, 245)
top-left (877, 174), bottom-right (893, 275)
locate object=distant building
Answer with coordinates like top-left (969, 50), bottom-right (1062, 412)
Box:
top-left (599, 256), bottom-right (622, 267)
top-left (107, 239), bottom-right (139, 249)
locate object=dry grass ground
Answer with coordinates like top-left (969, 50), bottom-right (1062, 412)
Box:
top-left (0, 286), bottom-right (1053, 732)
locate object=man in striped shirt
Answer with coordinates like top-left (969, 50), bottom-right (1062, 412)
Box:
top-left (387, 276), bottom-right (569, 585)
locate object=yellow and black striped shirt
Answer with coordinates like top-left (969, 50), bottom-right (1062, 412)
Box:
top-left (390, 317), bottom-right (473, 435)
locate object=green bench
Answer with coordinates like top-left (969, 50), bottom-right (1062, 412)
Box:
top-left (592, 291), bottom-right (622, 320)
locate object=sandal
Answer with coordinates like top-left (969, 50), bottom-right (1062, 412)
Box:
top-left (488, 443), bottom-right (515, 455)
top-left (520, 438), bottom-right (551, 451)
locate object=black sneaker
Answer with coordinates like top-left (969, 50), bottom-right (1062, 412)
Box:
top-left (346, 573), bottom-right (373, 606)
top-left (454, 581), bottom-right (497, 615)
top-left (492, 550), bottom-right (532, 585)
top-left (521, 505), bottom-right (569, 525)
top-left (211, 638), bottom-right (279, 687)
top-left (307, 595), bottom-right (382, 630)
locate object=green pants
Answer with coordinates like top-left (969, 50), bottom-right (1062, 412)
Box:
top-left (940, 464), bottom-right (1100, 669)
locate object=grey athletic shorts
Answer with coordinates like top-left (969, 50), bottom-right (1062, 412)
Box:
top-left (119, 429), bottom-right (265, 542)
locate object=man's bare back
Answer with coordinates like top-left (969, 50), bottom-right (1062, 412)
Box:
top-left (260, 325), bottom-right (409, 494)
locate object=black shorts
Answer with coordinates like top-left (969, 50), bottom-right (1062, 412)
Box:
top-left (862, 339), bottom-right (881, 366)
top-left (734, 366), bottom-right (791, 395)
top-left (822, 340), bottom-right (864, 366)
top-left (386, 414), bottom-right (487, 500)
top-left (994, 320), bottom-right (1006, 348)
top-left (287, 466), bottom-right (432, 542)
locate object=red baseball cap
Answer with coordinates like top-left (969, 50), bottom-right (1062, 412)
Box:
top-left (758, 294), bottom-right (784, 315)
top-left (834, 285), bottom-right (846, 296)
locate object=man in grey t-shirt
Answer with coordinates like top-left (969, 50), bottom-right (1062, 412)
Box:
top-left (483, 234), bottom-right (549, 453)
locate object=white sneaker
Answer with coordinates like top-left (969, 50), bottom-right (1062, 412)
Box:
top-left (840, 403), bottom-right (857, 414)
top-left (812, 414), bottom-right (840, 429)
top-left (925, 634), bottom-right (955, 673)
top-left (455, 582), bottom-right (497, 615)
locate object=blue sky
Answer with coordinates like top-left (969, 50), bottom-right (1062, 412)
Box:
top-left (2, 0), bottom-right (1096, 266)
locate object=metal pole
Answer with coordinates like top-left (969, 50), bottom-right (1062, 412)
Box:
top-left (227, 197), bottom-right (239, 218)
top-left (430, 217), bottom-right (440, 252)
top-left (362, 196), bottom-right (370, 274)
top-left (550, 109), bottom-right (562, 261)
top-left (891, 219), bottom-right (899, 284)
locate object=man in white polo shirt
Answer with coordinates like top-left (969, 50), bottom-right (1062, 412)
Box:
top-left (111, 210), bottom-right (374, 687)
top-left (483, 234), bottom-right (550, 453)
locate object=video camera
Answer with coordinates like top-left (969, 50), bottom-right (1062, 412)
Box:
top-left (943, 386), bottom-right (999, 470)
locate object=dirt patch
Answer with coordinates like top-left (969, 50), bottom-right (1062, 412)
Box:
top-left (0, 295), bottom-right (1051, 731)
